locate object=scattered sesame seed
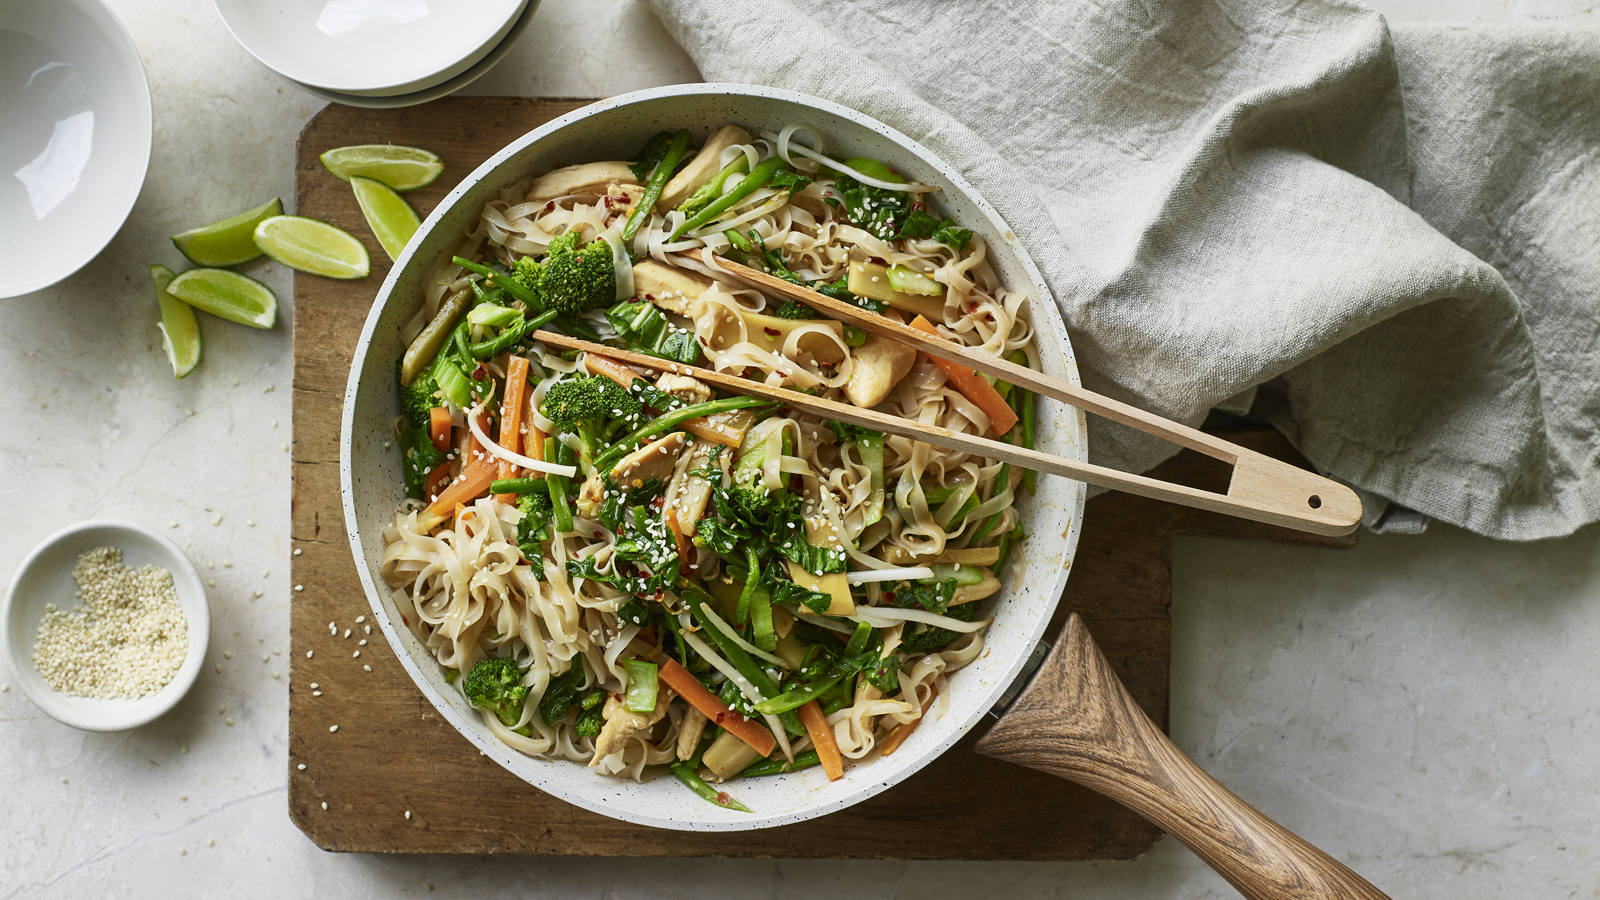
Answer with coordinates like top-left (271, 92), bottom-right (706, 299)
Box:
top-left (218, 705), bottom-right (226, 714)
top-left (358, 639), bottom-right (367, 646)
top-left (294, 585), bottom-right (303, 592)
top-left (180, 794), bottom-right (187, 800)
top-left (364, 625), bottom-right (371, 634)
top-left (180, 848), bottom-right (187, 856)
top-left (321, 802), bottom-right (328, 810)
top-left (272, 672), bottom-right (280, 680)
top-left (264, 384), bottom-right (274, 393)
top-left (298, 764), bottom-right (306, 770)
top-left (293, 549), bottom-right (302, 556)
top-left (306, 650), bottom-right (314, 658)
top-left (313, 690), bottom-right (322, 696)
top-left (207, 579), bottom-right (216, 588)
top-left (214, 664), bottom-right (222, 674)
top-left (329, 725), bottom-right (338, 733)
top-left (223, 651), bottom-right (232, 659)
top-left (263, 653), bottom-right (270, 662)
top-left (61, 778), bottom-right (69, 784)
top-left (363, 665), bottom-right (371, 672)
top-left (212, 515), bottom-right (222, 526)
top-left (168, 521), bottom-right (179, 529)
top-left (248, 520), bottom-right (256, 527)
top-left (208, 839), bottom-right (215, 847)
top-left (254, 591), bottom-right (264, 599)
top-left (353, 651), bottom-right (360, 658)
top-left (310, 682), bottom-right (318, 688)
top-left (263, 570), bottom-right (270, 578)
top-left (355, 616), bottom-right (365, 624)
top-left (343, 629), bottom-right (350, 639)
top-left (225, 718), bottom-right (234, 726)
top-left (223, 561), bottom-right (232, 568)
top-left (405, 810), bottom-right (412, 820)
top-left (274, 649), bottom-right (281, 655)
top-left (181, 746), bottom-right (189, 754)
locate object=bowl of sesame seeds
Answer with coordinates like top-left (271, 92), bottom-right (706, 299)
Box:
top-left (3, 520), bottom-right (210, 731)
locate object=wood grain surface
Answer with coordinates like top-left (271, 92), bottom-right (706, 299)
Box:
top-left (976, 615), bottom-right (1391, 899)
top-left (287, 97), bottom-right (1356, 858)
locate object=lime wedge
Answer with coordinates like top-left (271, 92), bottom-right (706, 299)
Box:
top-left (320, 144), bottom-right (443, 191)
top-left (253, 215), bottom-right (370, 280)
top-left (351, 176), bottom-right (421, 262)
top-left (166, 268), bottom-right (277, 329)
top-left (170, 198), bottom-right (283, 266)
top-left (151, 264), bottom-right (201, 378)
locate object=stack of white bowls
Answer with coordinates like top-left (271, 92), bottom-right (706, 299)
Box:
top-left (214, 0), bottom-right (539, 109)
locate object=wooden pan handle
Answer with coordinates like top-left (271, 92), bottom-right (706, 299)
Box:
top-left (976, 614), bottom-right (1391, 900)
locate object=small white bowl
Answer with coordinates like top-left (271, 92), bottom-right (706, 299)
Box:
top-left (215, 0), bottom-right (527, 97)
top-left (285, 0), bottom-right (541, 110)
top-left (0, 0), bottom-right (152, 299)
top-left (3, 521), bottom-right (210, 732)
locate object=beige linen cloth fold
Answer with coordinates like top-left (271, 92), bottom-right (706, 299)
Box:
top-left (647, 0), bottom-right (1600, 539)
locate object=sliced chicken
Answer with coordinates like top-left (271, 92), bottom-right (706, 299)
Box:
top-left (675, 707), bottom-right (709, 761)
top-left (526, 161), bottom-right (638, 203)
top-left (610, 431), bottom-right (688, 489)
top-left (633, 260), bottom-right (712, 316)
top-left (844, 332), bottom-right (917, 408)
top-left (590, 687), bottom-right (673, 765)
top-left (656, 372), bottom-right (713, 405)
top-left (664, 438), bottom-right (725, 536)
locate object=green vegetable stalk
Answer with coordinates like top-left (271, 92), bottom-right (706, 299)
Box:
top-left (671, 762), bottom-right (751, 812)
top-left (623, 129), bottom-right (690, 243)
top-left (546, 437), bottom-right (575, 534)
top-left (669, 156), bottom-right (788, 241)
top-left (592, 396), bottom-right (774, 471)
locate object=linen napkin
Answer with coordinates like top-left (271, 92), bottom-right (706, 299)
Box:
top-left (646, 0), bottom-right (1600, 540)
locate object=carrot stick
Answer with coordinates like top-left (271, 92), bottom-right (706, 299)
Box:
top-left (797, 700), bottom-right (844, 781)
top-left (493, 356), bottom-right (531, 504)
top-left (584, 352), bottom-right (745, 447)
top-left (659, 659), bottom-right (776, 757)
top-left (428, 407), bottom-right (452, 453)
top-left (424, 464), bottom-right (451, 503)
top-left (879, 684), bottom-right (939, 757)
top-left (426, 411), bottom-right (499, 517)
top-left (908, 316), bottom-right (1019, 436)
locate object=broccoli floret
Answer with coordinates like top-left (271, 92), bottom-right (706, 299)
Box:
top-left (516, 490), bottom-right (553, 570)
top-left (541, 374), bottom-right (644, 464)
top-left (511, 256), bottom-right (542, 296)
top-left (397, 356), bottom-right (444, 423)
top-left (574, 689), bottom-right (605, 737)
top-left (462, 657), bottom-right (529, 728)
top-left (538, 231), bottom-right (616, 316)
top-left (772, 298), bottom-right (817, 320)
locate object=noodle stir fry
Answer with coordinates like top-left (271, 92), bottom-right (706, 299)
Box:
top-left (381, 124), bottom-right (1040, 809)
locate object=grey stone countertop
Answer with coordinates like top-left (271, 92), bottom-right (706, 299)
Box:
top-left (3, 0), bottom-right (1595, 897)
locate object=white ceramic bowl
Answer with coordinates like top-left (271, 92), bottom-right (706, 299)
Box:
top-left (215, 0), bottom-right (527, 97)
top-left (3, 521), bottom-right (210, 732)
top-left (0, 0), bottom-right (151, 299)
top-left (283, 0), bottom-right (541, 110)
top-left (341, 85), bottom-right (1088, 831)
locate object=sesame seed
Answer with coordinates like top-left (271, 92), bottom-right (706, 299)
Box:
top-left (310, 683), bottom-right (318, 688)
top-left (225, 718), bottom-right (234, 726)
top-left (223, 651), bottom-right (232, 659)
top-left (321, 802), bottom-right (328, 810)
top-left (180, 794), bottom-right (187, 800)
top-left (306, 651), bottom-right (314, 658)
top-left (353, 651), bottom-right (360, 658)
top-left (294, 585), bottom-right (303, 592)
top-left (293, 549), bottom-right (302, 556)
top-left (272, 672), bottom-right (280, 680)
top-left (405, 810), bottom-right (412, 820)
top-left (358, 639), bottom-right (367, 646)
top-left (313, 691), bottom-right (322, 696)
top-left (329, 725), bottom-right (338, 733)
top-left (208, 839), bottom-right (215, 847)
top-left (298, 764), bottom-right (306, 771)
top-left (363, 665), bottom-right (371, 672)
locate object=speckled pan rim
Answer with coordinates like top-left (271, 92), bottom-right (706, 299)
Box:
top-left (340, 83), bottom-right (1087, 831)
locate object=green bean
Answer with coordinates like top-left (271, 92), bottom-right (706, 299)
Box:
top-left (671, 762), bottom-right (751, 812)
top-left (669, 156), bottom-right (787, 241)
top-left (489, 477), bottom-right (543, 494)
top-left (736, 546), bottom-right (760, 627)
top-left (970, 463), bottom-right (1009, 544)
top-left (753, 672), bottom-right (845, 715)
top-left (452, 256), bottom-right (538, 306)
top-left (740, 749), bottom-right (821, 778)
top-left (546, 438), bottom-right (575, 533)
top-left (592, 396), bottom-right (774, 470)
top-left (623, 130), bottom-right (690, 243)
top-left (468, 309), bottom-right (558, 358)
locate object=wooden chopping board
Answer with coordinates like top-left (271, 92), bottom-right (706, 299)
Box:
top-left (287, 97), bottom-right (1356, 859)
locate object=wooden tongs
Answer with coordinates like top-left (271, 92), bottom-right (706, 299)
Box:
top-left (539, 255), bottom-right (1362, 537)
